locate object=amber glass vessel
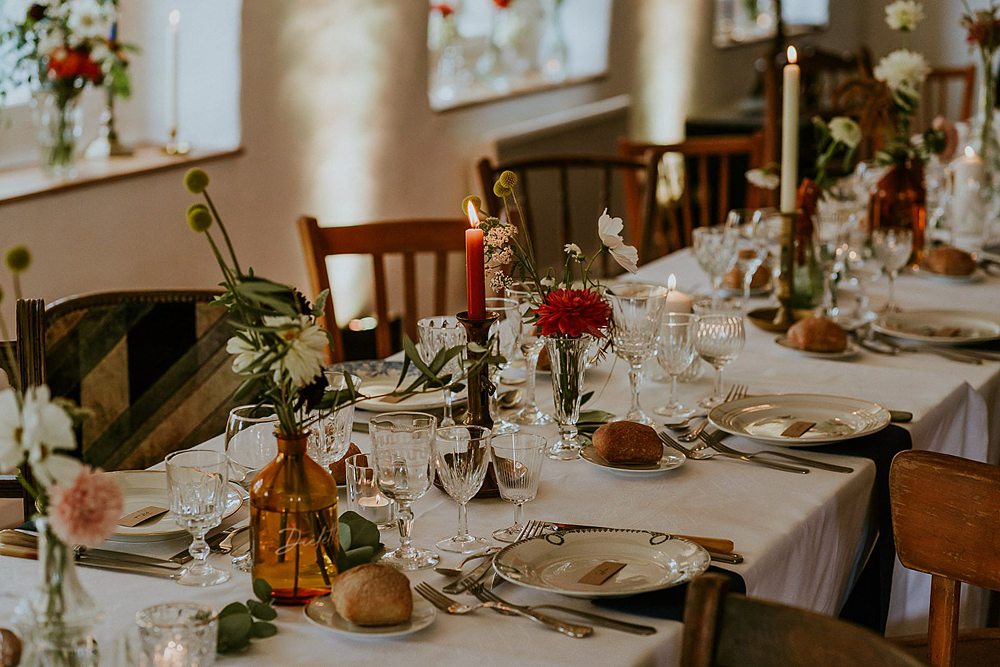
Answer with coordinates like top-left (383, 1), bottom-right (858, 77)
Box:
top-left (868, 160), bottom-right (927, 264)
top-left (250, 433), bottom-right (338, 605)
top-left (790, 179), bottom-right (824, 310)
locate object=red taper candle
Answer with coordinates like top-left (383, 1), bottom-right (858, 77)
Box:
top-left (465, 201), bottom-right (486, 320)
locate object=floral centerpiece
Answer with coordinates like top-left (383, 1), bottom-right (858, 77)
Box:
top-left (0, 248), bottom-right (123, 666)
top-left (0, 0), bottom-right (135, 176)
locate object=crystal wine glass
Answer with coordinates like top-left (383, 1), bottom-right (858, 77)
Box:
top-left (417, 316), bottom-right (466, 427)
top-left (485, 297), bottom-right (520, 434)
top-left (165, 449), bottom-right (231, 587)
top-left (871, 228), bottom-right (913, 313)
top-left (694, 314), bottom-right (745, 408)
top-left (306, 371), bottom-right (361, 471)
top-left (728, 209), bottom-right (769, 305)
top-left (692, 226), bottom-right (738, 307)
top-left (490, 433), bottom-right (547, 543)
top-left (813, 215), bottom-right (850, 318)
top-left (225, 405), bottom-right (278, 496)
top-left (606, 283), bottom-right (668, 425)
top-left (654, 313), bottom-right (699, 419)
top-left (369, 411), bottom-right (439, 570)
top-left (506, 282), bottom-right (552, 425)
top-left (432, 425), bottom-right (492, 553)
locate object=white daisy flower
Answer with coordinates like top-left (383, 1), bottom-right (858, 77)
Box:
top-left (597, 209), bottom-right (639, 273)
top-left (884, 0), bottom-right (924, 31)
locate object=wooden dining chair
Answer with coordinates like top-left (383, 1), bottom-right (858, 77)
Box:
top-left (0, 321), bottom-right (28, 521)
top-left (681, 573), bottom-right (927, 667)
top-left (889, 450), bottom-right (1000, 667)
top-left (16, 291), bottom-right (242, 473)
top-left (917, 65), bottom-right (976, 129)
top-left (298, 216), bottom-right (469, 362)
top-left (618, 133), bottom-right (766, 260)
top-left (476, 154), bottom-right (658, 275)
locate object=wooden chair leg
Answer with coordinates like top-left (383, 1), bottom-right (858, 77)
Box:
top-left (928, 576), bottom-right (960, 667)
top-left (681, 573), bottom-right (732, 667)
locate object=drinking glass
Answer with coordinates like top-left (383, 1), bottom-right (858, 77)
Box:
top-left (135, 603), bottom-right (217, 667)
top-left (344, 453), bottom-right (397, 529)
top-left (165, 450), bottom-right (231, 587)
top-left (306, 371), bottom-right (361, 469)
top-left (692, 226), bottom-right (738, 306)
top-left (694, 314), bottom-right (745, 408)
top-left (606, 283), bottom-right (668, 425)
top-left (485, 297), bottom-right (520, 434)
top-left (369, 412), bottom-right (439, 570)
top-left (506, 282), bottom-right (552, 425)
top-left (417, 316), bottom-right (466, 426)
top-left (490, 433), bottom-right (547, 543)
top-left (654, 313), bottom-right (699, 419)
top-left (871, 228), bottom-right (912, 313)
top-left (728, 209), bottom-right (769, 304)
top-left (813, 216), bottom-right (850, 318)
top-left (225, 405), bottom-right (278, 495)
top-left (432, 425), bottom-right (492, 553)
top-left (758, 208), bottom-right (785, 306)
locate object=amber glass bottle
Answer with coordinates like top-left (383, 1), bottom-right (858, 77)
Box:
top-left (790, 179), bottom-right (824, 309)
top-left (250, 433), bottom-right (338, 605)
top-left (868, 159), bottom-right (927, 264)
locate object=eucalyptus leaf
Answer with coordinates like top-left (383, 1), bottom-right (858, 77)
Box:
top-left (220, 602), bottom-right (248, 618)
top-left (250, 621), bottom-right (278, 639)
top-left (217, 613), bottom-right (252, 646)
top-left (338, 522), bottom-right (352, 551)
top-left (253, 578), bottom-right (273, 602)
top-left (339, 511), bottom-right (380, 548)
top-left (345, 545), bottom-right (375, 567)
top-left (247, 600), bottom-right (277, 621)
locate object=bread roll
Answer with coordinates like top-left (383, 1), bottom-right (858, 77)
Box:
top-left (592, 421), bottom-right (662, 464)
top-left (787, 316), bottom-right (848, 353)
top-left (924, 246), bottom-right (976, 276)
top-left (330, 563), bottom-right (412, 626)
top-left (330, 443), bottom-right (362, 485)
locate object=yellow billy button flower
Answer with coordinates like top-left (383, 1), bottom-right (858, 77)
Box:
top-left (183, 168), bottom-right (210, 194)
top-left (498, 170), bottom-right (518, 188)
top-left (493, 181), bottom-right (511, 197)
top-left (186, 203), bottom-right (214, 233)
top-left (4, 245), bottom-right (31, 273)
top-left (461, 195), bottom-right (481, 215)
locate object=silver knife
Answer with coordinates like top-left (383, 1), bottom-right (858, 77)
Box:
top-left (77, 547), bottom-right (182, 570)
top-left (704, 433), bottom-right (854, 474)
top-left (698, 432), bottom-right (809, 474)
top-left (76, 558), bottom-right (181, 580)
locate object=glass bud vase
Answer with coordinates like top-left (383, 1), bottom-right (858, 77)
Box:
top-left (869, 160), bottom-right (927, 264)
top-left (31, 85), bottom-right (84, 180)
top-left (537, 0), bottom-right (568, 83)
top-left (13, 518), bottom-right (101, 667)
top-left (251, 433), bottom-right (339, 606)
top-left (546, 334), bottom-right (591, 461)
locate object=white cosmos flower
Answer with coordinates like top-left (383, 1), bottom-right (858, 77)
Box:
top-left (263, 316), bottom-right (327, 389)
top-left (563, 243), bottom-right (584, 259)
top-left (65, 0), bottom-right (112, 46)
top-left (226, 335), bottom-right (262, 374)
top-left (21, 385), bottom-right (80, 488)
top-left (0, 389), bottom-right (24, 473)
top-left (745, 168), bottom-right (780, 190)
top-left (828, 117), bottom-right (862, 149)
top-left (597, 209), bottom-right (639, 273)
top-left (874, 49), bottom-right (930, 94)
top-left (884, 0), bottom-right (924, 31)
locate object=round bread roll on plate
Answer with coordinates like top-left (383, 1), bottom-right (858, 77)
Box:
top-left (777, 316), bottom-right (859, 360)
top-left (583, 421), bottom-right (685, 474)
top-left (330, 563), bottom-right (413, 627)
top-left (919, 246), bottom-right (982, 283)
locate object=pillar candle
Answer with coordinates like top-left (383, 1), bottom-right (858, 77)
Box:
top-left (465, 202), bottom-right (486, 319)
top-left (780, 46), bottom-right (800, 213)
top-left (664, 274), bottom-right (692, 313)
top-left (167, 10), bottom-right (180, 134)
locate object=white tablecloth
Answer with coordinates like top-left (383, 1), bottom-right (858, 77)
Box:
top-left (0, 250), bottom-right (996, 665)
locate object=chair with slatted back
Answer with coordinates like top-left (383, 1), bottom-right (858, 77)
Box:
top-left (681, 573), bottom-right (926, 667)
top-left (298, 216), bottom-right (469, 362)
top-left (16, 291), bottom-right (243, 473)
top-left (917, 65), bottom-right (976, 129)
top-left (618, 133), bottom-right (766, 259)
top-left (476, 154), bottom-right (658, 275)
top-left (0, 317), bottom-right (27, 521)
top-left (889, 450), bottom-right (1000, 667)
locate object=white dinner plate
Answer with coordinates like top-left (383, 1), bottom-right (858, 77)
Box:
top-left (493, 529), bottom-right (710, 598)
top-left (913, 265), bottom-right (985, 284)
top-left (355, 381), bottom-right (448, 412)
top-left (872, 309), bottom-right (1000, 346)
top-left (107, 471), bottom-right (243, 543)
top-left (708, 393), bottom-right (891, 447)
top-left (580, 445), bottom-right (685, 476)
top-left (304, 593), bottom-right (436, 639)
top-left (774, 336), bottom-right (862, 361)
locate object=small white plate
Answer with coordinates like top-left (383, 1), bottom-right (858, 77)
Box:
top-left (914, 266), bottom-right (985, 284)
top-left (355, 381), bottom-right (448, 413)
top-left (304, 594), bottom-right (436, 639)
top-left (107, 471), bottom-right (243, 543)
top-left (873, 309), bottom-right (1000, 346)
top-left (774, 336), bottom-right (861, 361)
top-left (580, 445), bottom-right (685, 475)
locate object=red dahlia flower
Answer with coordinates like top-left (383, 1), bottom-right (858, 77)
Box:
top-left (431, 3), bottom-right (455, 17)
top-left (47, 48), bottom-right (103, 83)
top-left (494, 0), bottom-right (512, 8)
top-left (533, 288), bottom-right (610, 338)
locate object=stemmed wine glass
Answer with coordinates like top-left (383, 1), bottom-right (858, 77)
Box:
top-left (165, 450), bottom-right (231, 587)
top-left (307, 371), bottom-right (361, 471)
top-left (506, 282), bottom-right (552, 425)
top-left (606, 283), bottom-right (668, 425)
top-left (485, 297), bottom-right (520, 434)
top-left (490, 433), bottom-right (547, 543)
top-left (417, 316), bottom-right (466, 427)
top-left (692, 226), bottom-right (738, 306)
top-left (432, 425), bottom-right (492, 553)
top-left (871, 228), bottom-right (913, 313)
top-left (728, 208), bottom-right (770, 305)
top-left (654, 313), bottom-right (699, 419)
top-left (369, 412), bottom-right (439, 570)
top-left (813, 215), bottom-right (850, 318)
top-left (225, 405), bottom-right (278, 496)
top-left (694, 314), bottom-right (745, 408)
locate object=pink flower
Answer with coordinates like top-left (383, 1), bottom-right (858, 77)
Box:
top-left (48, 466), bottom-right (123, 547)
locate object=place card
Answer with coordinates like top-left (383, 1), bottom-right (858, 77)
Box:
top-left (781, 421), bottom-right (816, 438)
top-left (118, 506), bottom-right (169, 527)
top-left (578, 561), bottom-right (627, 585)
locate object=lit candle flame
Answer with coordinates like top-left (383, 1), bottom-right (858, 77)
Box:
top-left (466, 201), bottom-right (479, 227)
top-left (787, 45), bottom-right (797, 64)
top-left (667, 273), bottom-right (677, 291)
top-left (169, 9), bottom-right (180, 26)
top-left (965, 145), bottom-right (976, 158)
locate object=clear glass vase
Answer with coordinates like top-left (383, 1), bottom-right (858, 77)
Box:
top-left (545, 335), bottom-right (591, 461)
top-left (966, 47), bottom-right (1000, 225)
top-left (31, 84), bottom-right (85, 180)
top-left (537, 0), bottom-right (567, 82)
top-left (13, 518), bottom-right (101, 667)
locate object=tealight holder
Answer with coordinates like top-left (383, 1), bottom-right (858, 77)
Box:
top-left (456, 310), bottom-right (500, 498)
top-left (135, 603), bottom-right (217, 667)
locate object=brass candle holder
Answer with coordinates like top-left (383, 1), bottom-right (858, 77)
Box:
top-left (771, 210), bottom-right (797, 329)
top-left (456, 310), bottom-right (500, 499)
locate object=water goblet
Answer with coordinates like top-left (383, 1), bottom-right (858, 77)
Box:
top-left (369, 411), bottom-right (439, 570)
top-left (654, 313), bottom-right (699, 419)
top-left (490, 433), bottom-right (547, 543)
top-left (165, 450), bottom-right (231, 587)
top-left (727, 209), bottom-right (769, 305)
top-left (306, 371), bottom-right (361, 469)
top-left (417, 316), bottom-right (466, 426)
top-left (692, 226), bottom-right (738, 306)
top-left (432, 425), bottom-right (492, 553)
top-left (694, 314), bottom-right (745, 408)
top-left (506, 282), bottom-right (552, 426)
top-left (814, 215), bottom-right (850, 318)
top-left (871, 228), bottom-right (913, 313)
top-left (485, 297), bottom-right (520, 434)
top-left (606, 283), bottom-right (668, 425)
top-left (225, 405), bottom-right (278, 496)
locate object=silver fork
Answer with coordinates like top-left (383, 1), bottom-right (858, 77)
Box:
top-left (519, 519), bottom-right (553, 541)
top-left (415, 584), bottom-right (593, 638)
top-left (443, 523), bottom-right (533, 594)
top-left (678, 384), bottom-right (747, 442)
top-left (696, 431), bottom-right (809, 474)
top-left (469, 584), bottom-right (654, 635)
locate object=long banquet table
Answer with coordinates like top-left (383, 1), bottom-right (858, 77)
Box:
top-left (0, 250), bottom-right (997, 665)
